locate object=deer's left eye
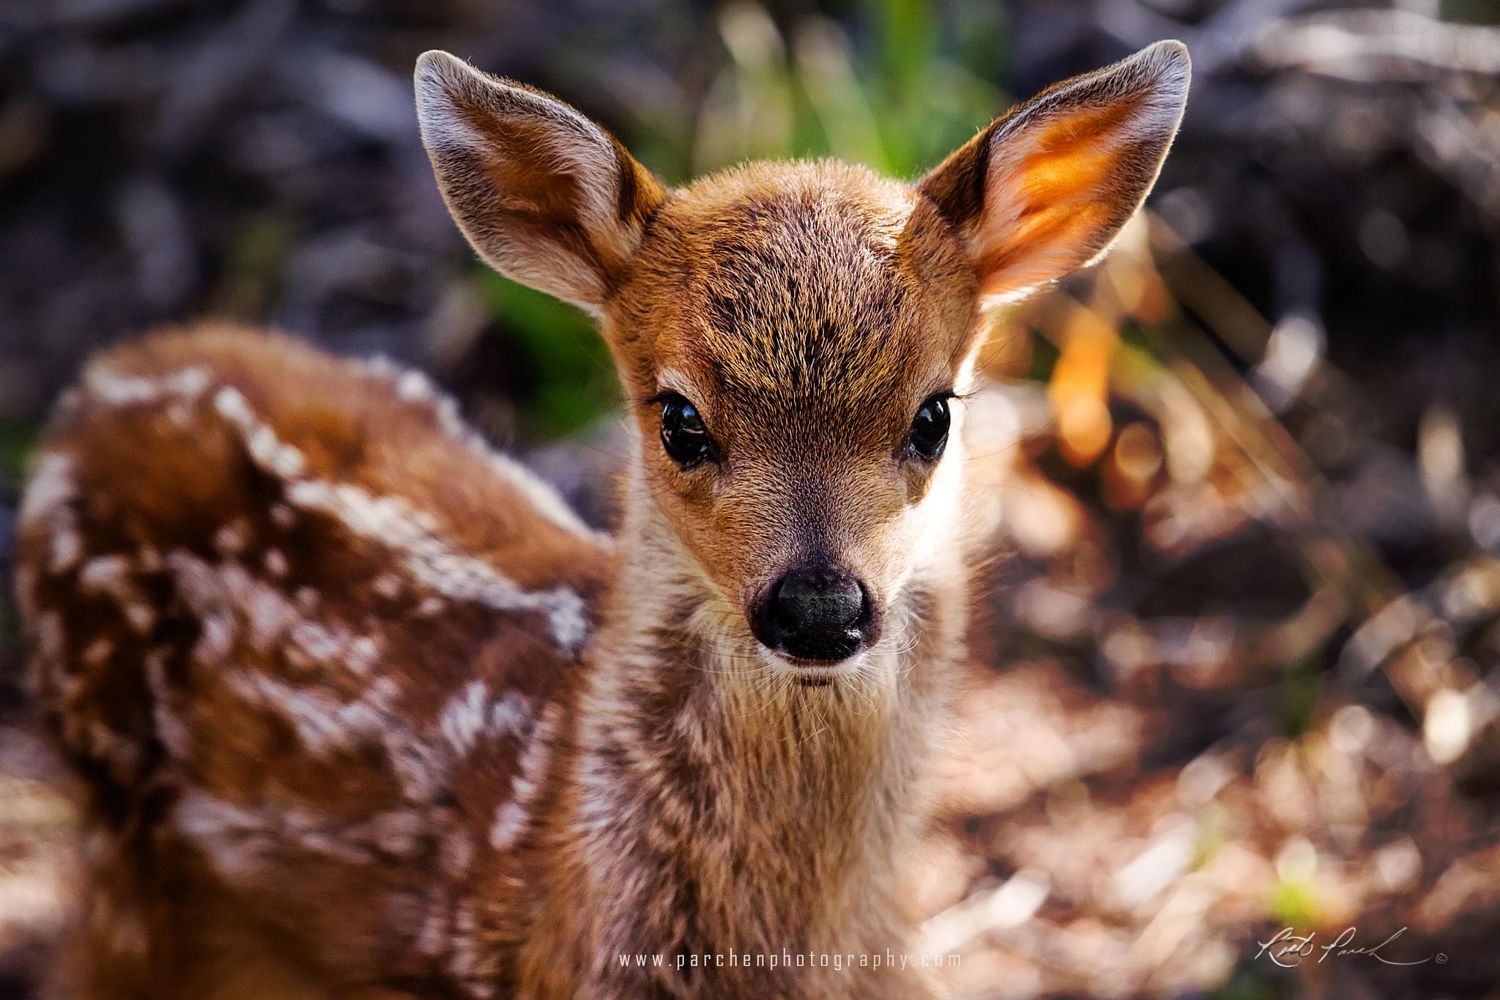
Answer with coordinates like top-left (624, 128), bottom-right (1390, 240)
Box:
top-left (906, 395), bottom-right (951, 462)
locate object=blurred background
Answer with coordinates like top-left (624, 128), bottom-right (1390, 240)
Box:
top-left (1, 0), bottom-right (1499, 996)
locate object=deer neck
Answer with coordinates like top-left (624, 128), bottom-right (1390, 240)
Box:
top-left (564, 472), bottom-right (951, 955)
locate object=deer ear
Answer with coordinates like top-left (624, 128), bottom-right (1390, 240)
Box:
top-left (415, 51), bottom-right (667, 312)
top-left (919, 41), bottom-right (1189, 303)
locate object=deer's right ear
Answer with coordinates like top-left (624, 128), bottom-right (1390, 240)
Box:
top-left (415, 51), bottom-right (667, 312)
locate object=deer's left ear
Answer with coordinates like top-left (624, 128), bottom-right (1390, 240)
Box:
top-left (919, 41), bottom-right (1190, 302)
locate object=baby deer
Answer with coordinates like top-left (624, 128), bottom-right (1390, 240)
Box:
top-left (18, 41), bottom-right (1188, 1000)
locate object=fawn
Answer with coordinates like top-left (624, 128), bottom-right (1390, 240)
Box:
top-left (17, 41), bottom-right (1188, 1000)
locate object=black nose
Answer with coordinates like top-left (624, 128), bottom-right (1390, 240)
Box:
top-left (751, 563), bottom-right (873, 663)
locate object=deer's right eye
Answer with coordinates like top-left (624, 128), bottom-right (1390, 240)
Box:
top-left (658, 394), bottom-right (716, 468)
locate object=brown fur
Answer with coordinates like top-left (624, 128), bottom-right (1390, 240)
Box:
top-left (18, 42), bottom-right (1188, 1000)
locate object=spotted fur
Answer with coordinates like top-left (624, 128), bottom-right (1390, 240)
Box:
top-left (20, 41), bottom-right (1188, 1000)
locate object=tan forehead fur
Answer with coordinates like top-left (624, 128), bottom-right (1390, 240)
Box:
top-left (611, 160), bottom-right (977, 413)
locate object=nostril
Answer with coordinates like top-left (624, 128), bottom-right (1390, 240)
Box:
top-left (759, 564), bottom-right (871, 663)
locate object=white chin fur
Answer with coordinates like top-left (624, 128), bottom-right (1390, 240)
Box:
top-left (756, 646), bottom-right (870, 681)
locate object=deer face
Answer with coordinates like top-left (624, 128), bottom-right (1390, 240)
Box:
top-left (607, 166), bottom-right (978, 667)
top-left (415, 43), bottom-right (1190, 675)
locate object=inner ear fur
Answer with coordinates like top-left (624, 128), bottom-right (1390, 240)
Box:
top-left (919, 40), bottom-right (1190, 302)
top-left (415, 50), bottom-right (667, 312)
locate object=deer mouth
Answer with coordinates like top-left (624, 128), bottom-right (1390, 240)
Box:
top-left (755, 645), bottom-right (870, 684)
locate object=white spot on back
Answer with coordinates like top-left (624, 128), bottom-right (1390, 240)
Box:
top-left (347, 636), bottom-right (380, 676)
top-left (178, 370), bottom-right (592, 656)
top-left (225, 671), bottom-right (400, 756)
top-left (487, 701), bottom-right (560, 852)
top-left (30, 612), bottom-right (65, 689)
top-left (214, 518), bottom-right (252, 556)
top-left (213, 386), bottom-right (307, 479)
top-left (487, 801), bottom-right (528, 853)
top-left (439, 680), bottom-right (490, 756)
top-left (144, 649), bottom-right (193, 760)
top-left (50, 531), bottom-right (83, 574)
top-left (173, 791), bottom-right (426, 882)
top-left (78, 555), bottom-right (156, 634)
top-left (82, 364), bottom-right (210, 407)
top-left (285, 479), bottom-right (589, 653)
top-left (19, 452), bottom-right (77, 531)
top-left (167, 552), bottom-right (381, 677)
top-left (19, 452), bottom-right (84, 574)
top-left (440, 826), bottom-right (475, 877)
top-left (488, 691), bottom-right (533, 741)
top-left (362, 357), bottom-right (605, 544)
top-left (263, 548), bottom-right (289, 578)
top-left (437, 686), bottom-right (532, 758)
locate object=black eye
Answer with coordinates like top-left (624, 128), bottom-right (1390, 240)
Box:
top-left (907, 394), bottom-right (951, 462)
top-left (658, 393), bottom-right (716, 468)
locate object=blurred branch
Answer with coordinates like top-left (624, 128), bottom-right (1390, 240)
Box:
top-left (1251, 9), bottom-right (1500, 80)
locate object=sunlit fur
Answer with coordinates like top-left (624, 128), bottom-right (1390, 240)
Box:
top-left (19, 42), bottom-right (1187, 1000)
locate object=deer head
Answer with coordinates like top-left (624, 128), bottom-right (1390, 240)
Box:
top-left (415, 42), bottom-right (1190, 681)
